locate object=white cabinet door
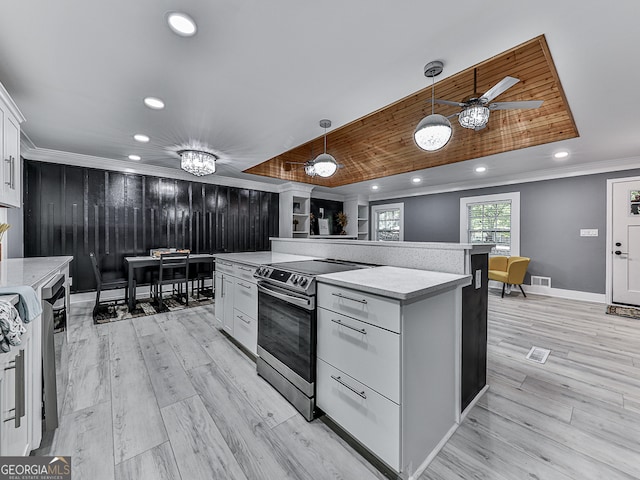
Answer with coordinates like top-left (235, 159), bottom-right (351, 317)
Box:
top-left (2, 114), bottom-right (20, 207)
top-left (1, 345), bottom-right (30, 456)
top-left (316, 359), bottom-right (400, 470)
top-left (233, 309), bottom-right (257, 355)
top-left (222, 276), bottom-right (234, 335)
top-left (214, 272), bottom-right (224, 329)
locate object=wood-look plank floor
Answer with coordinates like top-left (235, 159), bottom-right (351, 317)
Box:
top-left (421, 292), bottom-right (640, 480)
top-left (38, 301), bottom-right (383, 480)
top-left (37, 294), bottom-right (640, 479)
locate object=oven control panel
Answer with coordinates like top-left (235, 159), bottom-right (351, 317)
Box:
top-left (255, 266), bottom-right (314, 293)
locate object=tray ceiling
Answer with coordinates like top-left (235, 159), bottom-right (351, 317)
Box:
top-left (245, 35), bottom-right (578, 187)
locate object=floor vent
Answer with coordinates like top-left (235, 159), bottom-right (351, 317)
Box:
top-left (526, 346), bottom-right (551, 364)
top-left (531, 276), bottom-right (551, 287)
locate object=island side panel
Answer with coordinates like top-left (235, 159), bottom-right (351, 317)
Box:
top-left (401, 287), bottom-right (459, 475)
top-left (461, 253), bottom-right (488, 412)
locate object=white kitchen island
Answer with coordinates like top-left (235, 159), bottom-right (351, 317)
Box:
top-left (316, 266), bottom-right (470, 480)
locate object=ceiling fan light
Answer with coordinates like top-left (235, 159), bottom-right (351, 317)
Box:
top-left (304, 163), bottom-right (316, 177)
top-left (459, 105), bottom-right (490, 129)
top-left (414, 114), bottom-right (452, 151)
top-left (179, 150), bottom-right (216, 176)
top-left (311, 153), bottom-right (338, 178)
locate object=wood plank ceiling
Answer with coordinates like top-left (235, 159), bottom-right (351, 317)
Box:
top-left (244, 35), bottom-right (578, 188)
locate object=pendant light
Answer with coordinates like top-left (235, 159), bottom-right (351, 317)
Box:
top-left (305, 119), bottom-right (338, 178)
top-left (414, 61), bottom-right (452, 152)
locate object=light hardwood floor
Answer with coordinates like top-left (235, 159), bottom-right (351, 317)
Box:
top-left (36, 294), bottom-right (640, 479)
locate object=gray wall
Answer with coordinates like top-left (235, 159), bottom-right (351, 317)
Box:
top-left (372, 168), bottom-right (640, 294)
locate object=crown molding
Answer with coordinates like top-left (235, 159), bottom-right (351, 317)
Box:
top-left (0, 81), bottom-right (26, 123)
top-left (277, 182), bottom-right (315, 194)
top-left (310, 189), bottom-right (347, 202)
top-left (21, 147), bottom-right (282, 193)
top-left (369, 155), bottom-right (640, 202)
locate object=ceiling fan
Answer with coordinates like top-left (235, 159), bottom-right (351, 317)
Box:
top-left (431, 67), bottom-right (544, 131)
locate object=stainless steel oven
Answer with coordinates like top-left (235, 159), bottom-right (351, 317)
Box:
top-left (255, 259), bottom-right (374, 421)
top-left (256, 281), bottom-right (316, 420)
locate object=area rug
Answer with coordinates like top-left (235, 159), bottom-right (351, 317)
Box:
top-left (94, 292), bottom-right (214, 324)
top-left (606, 304), bottom-right (640, 320)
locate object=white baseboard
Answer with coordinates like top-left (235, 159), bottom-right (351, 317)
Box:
top-left (409, 422), bottom-right (459, 480)
top-left (488, 283), bottom-right (605, 303)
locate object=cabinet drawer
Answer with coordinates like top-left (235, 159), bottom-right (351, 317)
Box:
top-left (233, 309), bottom-right (257, 355)
top-left (216, 259), bottom-right (234, 275)
top-left (317, 283), bottom-right (401, 333)
top-left (234, 278), bottom-right (257, 319)
top-left (234, 263), bottom-right (257, 282)
top-left (317, 359), bottom-right (400, 470)
top-left (317, 308), bottom-right (400, 404)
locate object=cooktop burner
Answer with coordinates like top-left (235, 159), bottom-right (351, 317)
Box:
top-left (254, 259), bottom-right (376, 295)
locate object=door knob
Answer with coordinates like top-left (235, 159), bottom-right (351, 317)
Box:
top-left (615, 250), bottom-right (628, 255)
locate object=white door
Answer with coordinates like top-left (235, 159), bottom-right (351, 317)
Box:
top-left (612, 180), bottom-right (640, 306)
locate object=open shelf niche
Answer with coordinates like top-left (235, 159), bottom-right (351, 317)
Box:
top-left (344, 195), bottom-right (369, 240)
top-left (279, 185), bottom-right (313, 238)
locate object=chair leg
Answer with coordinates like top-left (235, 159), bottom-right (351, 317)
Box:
top-left (518, 284), bottom-right (527, 298)
top-left (185, 280), bottom-right (189, 306)
top-left (501, 283), bottom-right (506, 298)
top-left (94, 288), bottom-right (101, 318)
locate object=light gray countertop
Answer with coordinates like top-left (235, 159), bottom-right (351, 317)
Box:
top-left (317, 266), bottom-right (471, 301)
top-left (0, 256), bottom-right (73, 289)
top-left (213, 252), bottom-right (320, 266)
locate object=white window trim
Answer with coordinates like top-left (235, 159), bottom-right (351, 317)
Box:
top-left (459, 192), bottom-right (520, 256)
top-left (371, 202), bottom-right (404, 241)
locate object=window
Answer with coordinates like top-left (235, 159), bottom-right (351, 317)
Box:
top-left (460, 192), bottom-right (520, 256)
top-left (372, 203), bottom-right (404, 241)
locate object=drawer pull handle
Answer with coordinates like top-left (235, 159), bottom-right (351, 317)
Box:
top-left (331, 375), bottom-right (367, 399)
top-left (331, 292), bottom-right (367, 304)
top-left (331, 318), bottom-right (367, 335)
top-left (237, 282), bottom-right (252, 289)
top-left (238, 266), bottom-right (253, 272)
top-left (238, 315), bottom-right (251, 324)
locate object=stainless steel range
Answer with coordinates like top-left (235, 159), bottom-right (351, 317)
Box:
top-left (254, 259), bottom-right (373, 420)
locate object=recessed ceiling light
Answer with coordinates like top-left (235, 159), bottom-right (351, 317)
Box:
top-left (475, 166), bottom-right (487, 173)
top-left (133, 134), bottom-right (150, 143)
top-left (144, 97), bottom-right (165, 110)
top-left (411, 177), bottom-right (422, 184)
top-left (371, 185), bottom-right (379, 191)
top-left (167, 12), bottom-right (197, 37)
top-left (128, 154), bottom-right (141, 161)
top-left (554, 150), bottom-right (569, 159)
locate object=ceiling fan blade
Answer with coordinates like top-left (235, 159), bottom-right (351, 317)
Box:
top-left (489, 100), bottom-right (544, 110)
top-left (430, 98), bottom-right (467, 107)
top-left (481, 76), bottom-right (520, 102)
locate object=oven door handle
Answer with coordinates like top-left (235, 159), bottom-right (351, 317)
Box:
top-left (257, 282), bottom-right (314, 310)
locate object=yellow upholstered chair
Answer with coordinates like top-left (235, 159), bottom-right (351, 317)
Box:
top-left (488, 256), bottom-right (531, 298)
